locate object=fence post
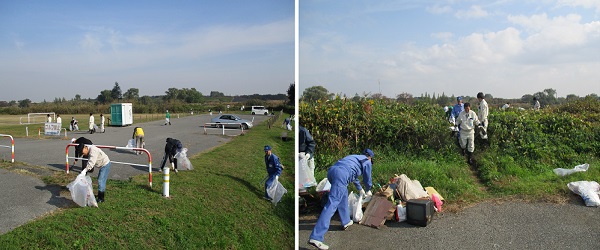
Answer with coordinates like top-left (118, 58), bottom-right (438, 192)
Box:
top-left (163, 166), bottom-right (170, 197)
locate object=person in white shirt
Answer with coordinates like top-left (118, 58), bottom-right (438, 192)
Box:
top-left (457, 103), bottom-right (481, 164)
top-left (80, 144), bottom-right (111, 203)
top-left (56, 115), bottom-right (62, 128)
top-left (100, 114), bottom-right (105, 133)
top-left (501, 102), bottom-right (510, 110)
top-left (89, 113), bottom-right (95, 134)
top-left (47, 114), bottom-right (52, 123)
top-left (476, 92), bottom-right (489, 140)
top-left (533, 97), bottom-right (541, 111)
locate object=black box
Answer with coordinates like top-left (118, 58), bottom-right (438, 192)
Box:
top-left (406, 198), bottom-right (434, 227)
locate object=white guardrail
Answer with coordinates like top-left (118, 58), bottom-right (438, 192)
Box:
top-left (203, 123), bottom-right (245, 135)
top-left (0, 134), bottom-right (15, 163)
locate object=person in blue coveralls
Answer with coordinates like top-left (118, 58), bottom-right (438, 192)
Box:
top-left (264, 145), bottom-right (283, 200)
top-left (308, 149), bottom-right (374, 250)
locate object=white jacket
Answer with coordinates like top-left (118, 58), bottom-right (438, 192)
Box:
top-left (478, 99), bottom-right (488, 123)
top-left (85, 146), bottom-right (110, 171)
top-left (457, 110), bottom-right (480, 135)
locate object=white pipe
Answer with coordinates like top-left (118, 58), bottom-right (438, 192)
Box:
top-left (163, 166), bottom-right (170, 197)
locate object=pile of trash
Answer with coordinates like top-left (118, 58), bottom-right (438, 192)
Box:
top-left (315, 174), bottom-right (445, 228)
top-left (555, 163), bottom-right (600, 207)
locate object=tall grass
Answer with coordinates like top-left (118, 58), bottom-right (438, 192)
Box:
top-left (301, 97), bottom-right (600, 207)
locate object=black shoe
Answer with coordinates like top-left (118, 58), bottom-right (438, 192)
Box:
top-left (97, 191), bottom-right (105, 203)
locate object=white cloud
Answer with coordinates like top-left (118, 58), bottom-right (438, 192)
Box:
top-left (455, 5), bottom-right (489, 19)
top-left (557, 0), bottom-right (600, 12)
top-left (427, 4), bottom-right (453, 14)
top-left (431, 32), bottom-right (454, 42)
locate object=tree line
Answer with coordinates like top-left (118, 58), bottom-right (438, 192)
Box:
top-left (301, 85), bottom-right (599, 109)
top-left (0, 82), bottom-right (295, 115)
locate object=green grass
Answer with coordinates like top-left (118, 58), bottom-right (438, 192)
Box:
top-left (0, 114), bottom-right (294, 249)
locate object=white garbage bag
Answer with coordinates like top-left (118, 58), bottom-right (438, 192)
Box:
top-left (567, 181), bottom-right (600, 206)
top-left (554, 163), bottom-right (589, 176)
top-left (174, 148), bottom-right (193, 170)
top-left (348, 192), bottom-right (363, 222)
top-left (316, 178), bottom-right (331, 192)
top-left (67, 171), bottom-right (98, 207)
top-left (267, 178), bottom-right (287, 206)
top-left (125, 139), bottom-right (135, 148)
top-left (298, 155), bottom-right (317, 189)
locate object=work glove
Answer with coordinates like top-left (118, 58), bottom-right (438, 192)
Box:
top-left (359, 189), bottom-right (366, 198)
top-left (366, 190), bottom-right (372, 196)
top-left (276, 175), bottom-right (279, 181)
top-left (305, 153), bottom-right (311, 160)
top-left (81, 168), bottom-right (88, 175)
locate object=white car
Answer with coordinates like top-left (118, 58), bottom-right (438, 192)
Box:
top-left (251, 106), bottom-right (269, 115)
top-left (210, 114), bottom-right (253, 129)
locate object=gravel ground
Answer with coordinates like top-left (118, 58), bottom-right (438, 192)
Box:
top-left (0, 114), bottom-right (271, 235)
top-left (299, 199), bottom-right (600, 249)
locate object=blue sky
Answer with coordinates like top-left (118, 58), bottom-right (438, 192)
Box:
top-left (300, 0), bottom-right (600, 99)
top-left (0, 0), bottom-right (294, 102)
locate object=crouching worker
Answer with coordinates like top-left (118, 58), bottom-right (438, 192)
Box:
top-left (308, 149), bottom-right (374, 250)
top-left (80, 144), bottom-right (111, 203)
top-left (72, 137), bottom-right (93, 173)
top-left (160, 138), bottom-right (182, 173)
top-left (457, 102), bottom-right (481, 164)
top-left (264, 145), bottom-right (283, 201)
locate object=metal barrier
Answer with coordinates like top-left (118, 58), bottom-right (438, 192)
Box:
top-left (203, 123), bottom-right (245, 135)
top-left (0, 134), bottom-right (14, 163)
top-left (65, 143), bottom-right (153, 187)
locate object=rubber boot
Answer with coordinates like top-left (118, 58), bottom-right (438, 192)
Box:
top-left (97, 191), bottom-right (105, 203)
top-left (467, 152), bottom-right (473, 165)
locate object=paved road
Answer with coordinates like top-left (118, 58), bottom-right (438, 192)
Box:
top-left (299, 199), bottom-right (600, 249)
top-left (0, 114), bottom-right (270, 235)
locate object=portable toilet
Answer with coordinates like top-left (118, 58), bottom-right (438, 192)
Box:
top-left (110, 103), bottom-right (133, 126)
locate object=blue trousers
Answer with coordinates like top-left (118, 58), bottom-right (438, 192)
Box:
top-left (97, 162), bottom-right (112, 192)
top-left (264, 174), bottom-right (277, 198)
top-left (309, 165), bottom-right (351, 242)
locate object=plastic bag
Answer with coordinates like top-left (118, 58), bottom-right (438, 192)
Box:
top-left (395, 204), bottom-right (406, 222)
top-left (316, 178), bottom-right (331, 192)
top-left (267, 178), bottom-right (287, 206)
top-left (126, 139), bottom-right (135, 148)
top-left (174, 148), bottom-right (193, 170)
top-left (567, 181), bottom-right (600, 206)
top-left (353, 192), bottom-right (364, 222)
top-left (554, 163), bottom-right (589, 176)
top-left (298, 154), bottom-right (317, 189)
top-left (67, 171), bottom-right (98, 207)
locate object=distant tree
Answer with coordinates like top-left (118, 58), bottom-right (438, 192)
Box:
top-left (123, 88), bottom-right (139, 100)
top-left (484, 93), bottom-right (493, 100)
top-left (286, 83), bottom-right (295, 105)
top-left (75, 94), bottom-right (81, 101)
top-left (140, 95), bottom-right (151, 105)
top-left (371, 93), bottom-right (387, 99)
top-left (111, 82), bottom-right (123, 100)
top-left (182, 88), bottom-right (203, 103)
top-left (521, 94), bottom-right (534, 103)
top-left (18, 99), bottom-right (31, 108)
top-left (97, 90), bottom-right (113, 104)
top-left (302, 85), bottom-right (332, 102)
top-left (210, 91), bottom-right (225, 98)
top-left (352, 93), bottom-right (361, 102)
top-left (566, 94), bottom-right (579, 102)
top-left (396, 92), bottom-right (413, 103)
top-left (165, 88), bottom-right (179, 100)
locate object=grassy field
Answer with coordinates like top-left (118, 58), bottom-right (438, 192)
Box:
top-left (0, 114), bottom-right (295, 249)
top-left (0, 113), bottom-right (195, 138)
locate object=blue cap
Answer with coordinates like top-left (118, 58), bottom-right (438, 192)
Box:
top-left (457, 96), bottom-right (462, 101)
top-left (363, 148), bottom-right (374, 158)
top-left (264, 145), bottom-right (272, 151)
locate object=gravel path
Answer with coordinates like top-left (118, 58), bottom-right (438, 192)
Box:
top-left (299, 199), bottom-right (600, 249)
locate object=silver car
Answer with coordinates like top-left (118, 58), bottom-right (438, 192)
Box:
top-left (210, 114), bottom-right (253, 129)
